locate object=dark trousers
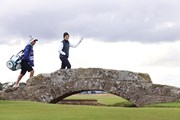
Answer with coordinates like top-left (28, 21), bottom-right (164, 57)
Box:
top-left (60, 57), bottom-right (71, 69)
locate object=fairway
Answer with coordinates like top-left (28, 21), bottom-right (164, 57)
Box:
top-left (65, 94), bottom-right (133, 107)
top-left (0, 94), bottom-right (180, 120)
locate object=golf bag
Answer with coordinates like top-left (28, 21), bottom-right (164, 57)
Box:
top-left (6, 50), bottom-right (24, 71)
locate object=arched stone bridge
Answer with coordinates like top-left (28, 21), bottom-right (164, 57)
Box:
top-left (1, 68), bottom-right (180, 107)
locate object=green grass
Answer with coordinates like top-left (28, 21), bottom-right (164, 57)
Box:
top-left (65, 94), bottom-right (133, 107)
top-left (0, 100), bottom-right (180, 120)
top-left (147, 102), bottom-right (180, 108)
top-left (1, 94), bottom-right (180, 120)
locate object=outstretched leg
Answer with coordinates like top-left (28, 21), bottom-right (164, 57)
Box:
top-left (14, 74), bottom-right (24, 87)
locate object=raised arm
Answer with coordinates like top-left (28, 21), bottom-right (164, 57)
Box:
top-left (58, 42), bottom-right (66, 55)
top-left (70, 37), bottom-right (83, 48)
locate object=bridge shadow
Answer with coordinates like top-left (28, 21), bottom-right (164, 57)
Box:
top-left (50, 90), bottom-right (135, 107)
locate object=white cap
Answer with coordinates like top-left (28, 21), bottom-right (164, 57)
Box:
top-left (29, 38), bottom-right (38, 43)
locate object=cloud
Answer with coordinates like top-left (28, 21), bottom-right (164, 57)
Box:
top-left (0, 0), bottom-right (180, 44)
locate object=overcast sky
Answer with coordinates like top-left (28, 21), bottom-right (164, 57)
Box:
top-left (0, 0), bottom-right (180, 87)
top-left (0, 0), bottom-right (180, 44)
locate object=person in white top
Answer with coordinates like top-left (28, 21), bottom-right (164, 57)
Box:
top-left (58, 32), bottom-right (83, 69)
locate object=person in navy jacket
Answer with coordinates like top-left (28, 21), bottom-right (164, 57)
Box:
top-left (13, 38), bottom-right (38, 87)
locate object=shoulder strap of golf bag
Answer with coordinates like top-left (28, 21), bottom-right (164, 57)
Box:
top-left (17, 50), bottom-right (24, 55)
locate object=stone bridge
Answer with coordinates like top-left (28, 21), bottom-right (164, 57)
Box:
top-left (1, 68), bottom-right (180, 107)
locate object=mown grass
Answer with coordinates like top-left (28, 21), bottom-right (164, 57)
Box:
top-left (0, 100), bottom-right (180, 120)
top-left (65, 94), bottom-right (133, 107)
top-left (0, 94), bottom-right (180, 120)
top-left (146, 102), bottom-right (180, 108)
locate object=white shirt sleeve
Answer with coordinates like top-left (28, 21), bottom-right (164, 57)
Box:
top-left (70, 38), bottom-right (83, 48)
top-left (58, 42), bottom-right (66, 55)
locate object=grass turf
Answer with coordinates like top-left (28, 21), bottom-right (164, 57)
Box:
top-left (0, 94), bottom-right (180, 120)
top-left (65, 94), bottom-right (133, 107)
top-left (0, 100), bottom-right (180, 120)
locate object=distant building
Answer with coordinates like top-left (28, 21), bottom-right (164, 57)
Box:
top-left (80, 91), bottom-right (106, 94)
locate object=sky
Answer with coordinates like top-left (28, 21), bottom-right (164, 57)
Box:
top-left (0, 0), bottom-right (180, 87)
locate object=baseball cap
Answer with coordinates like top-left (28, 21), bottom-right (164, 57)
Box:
top-left (30, 38), bottom-right (38, 43)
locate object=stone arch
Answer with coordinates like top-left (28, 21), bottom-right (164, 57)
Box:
top-left (1, 68), bottom-right (180, 107)
top-left (28, 68), bottom-right (152, 106)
